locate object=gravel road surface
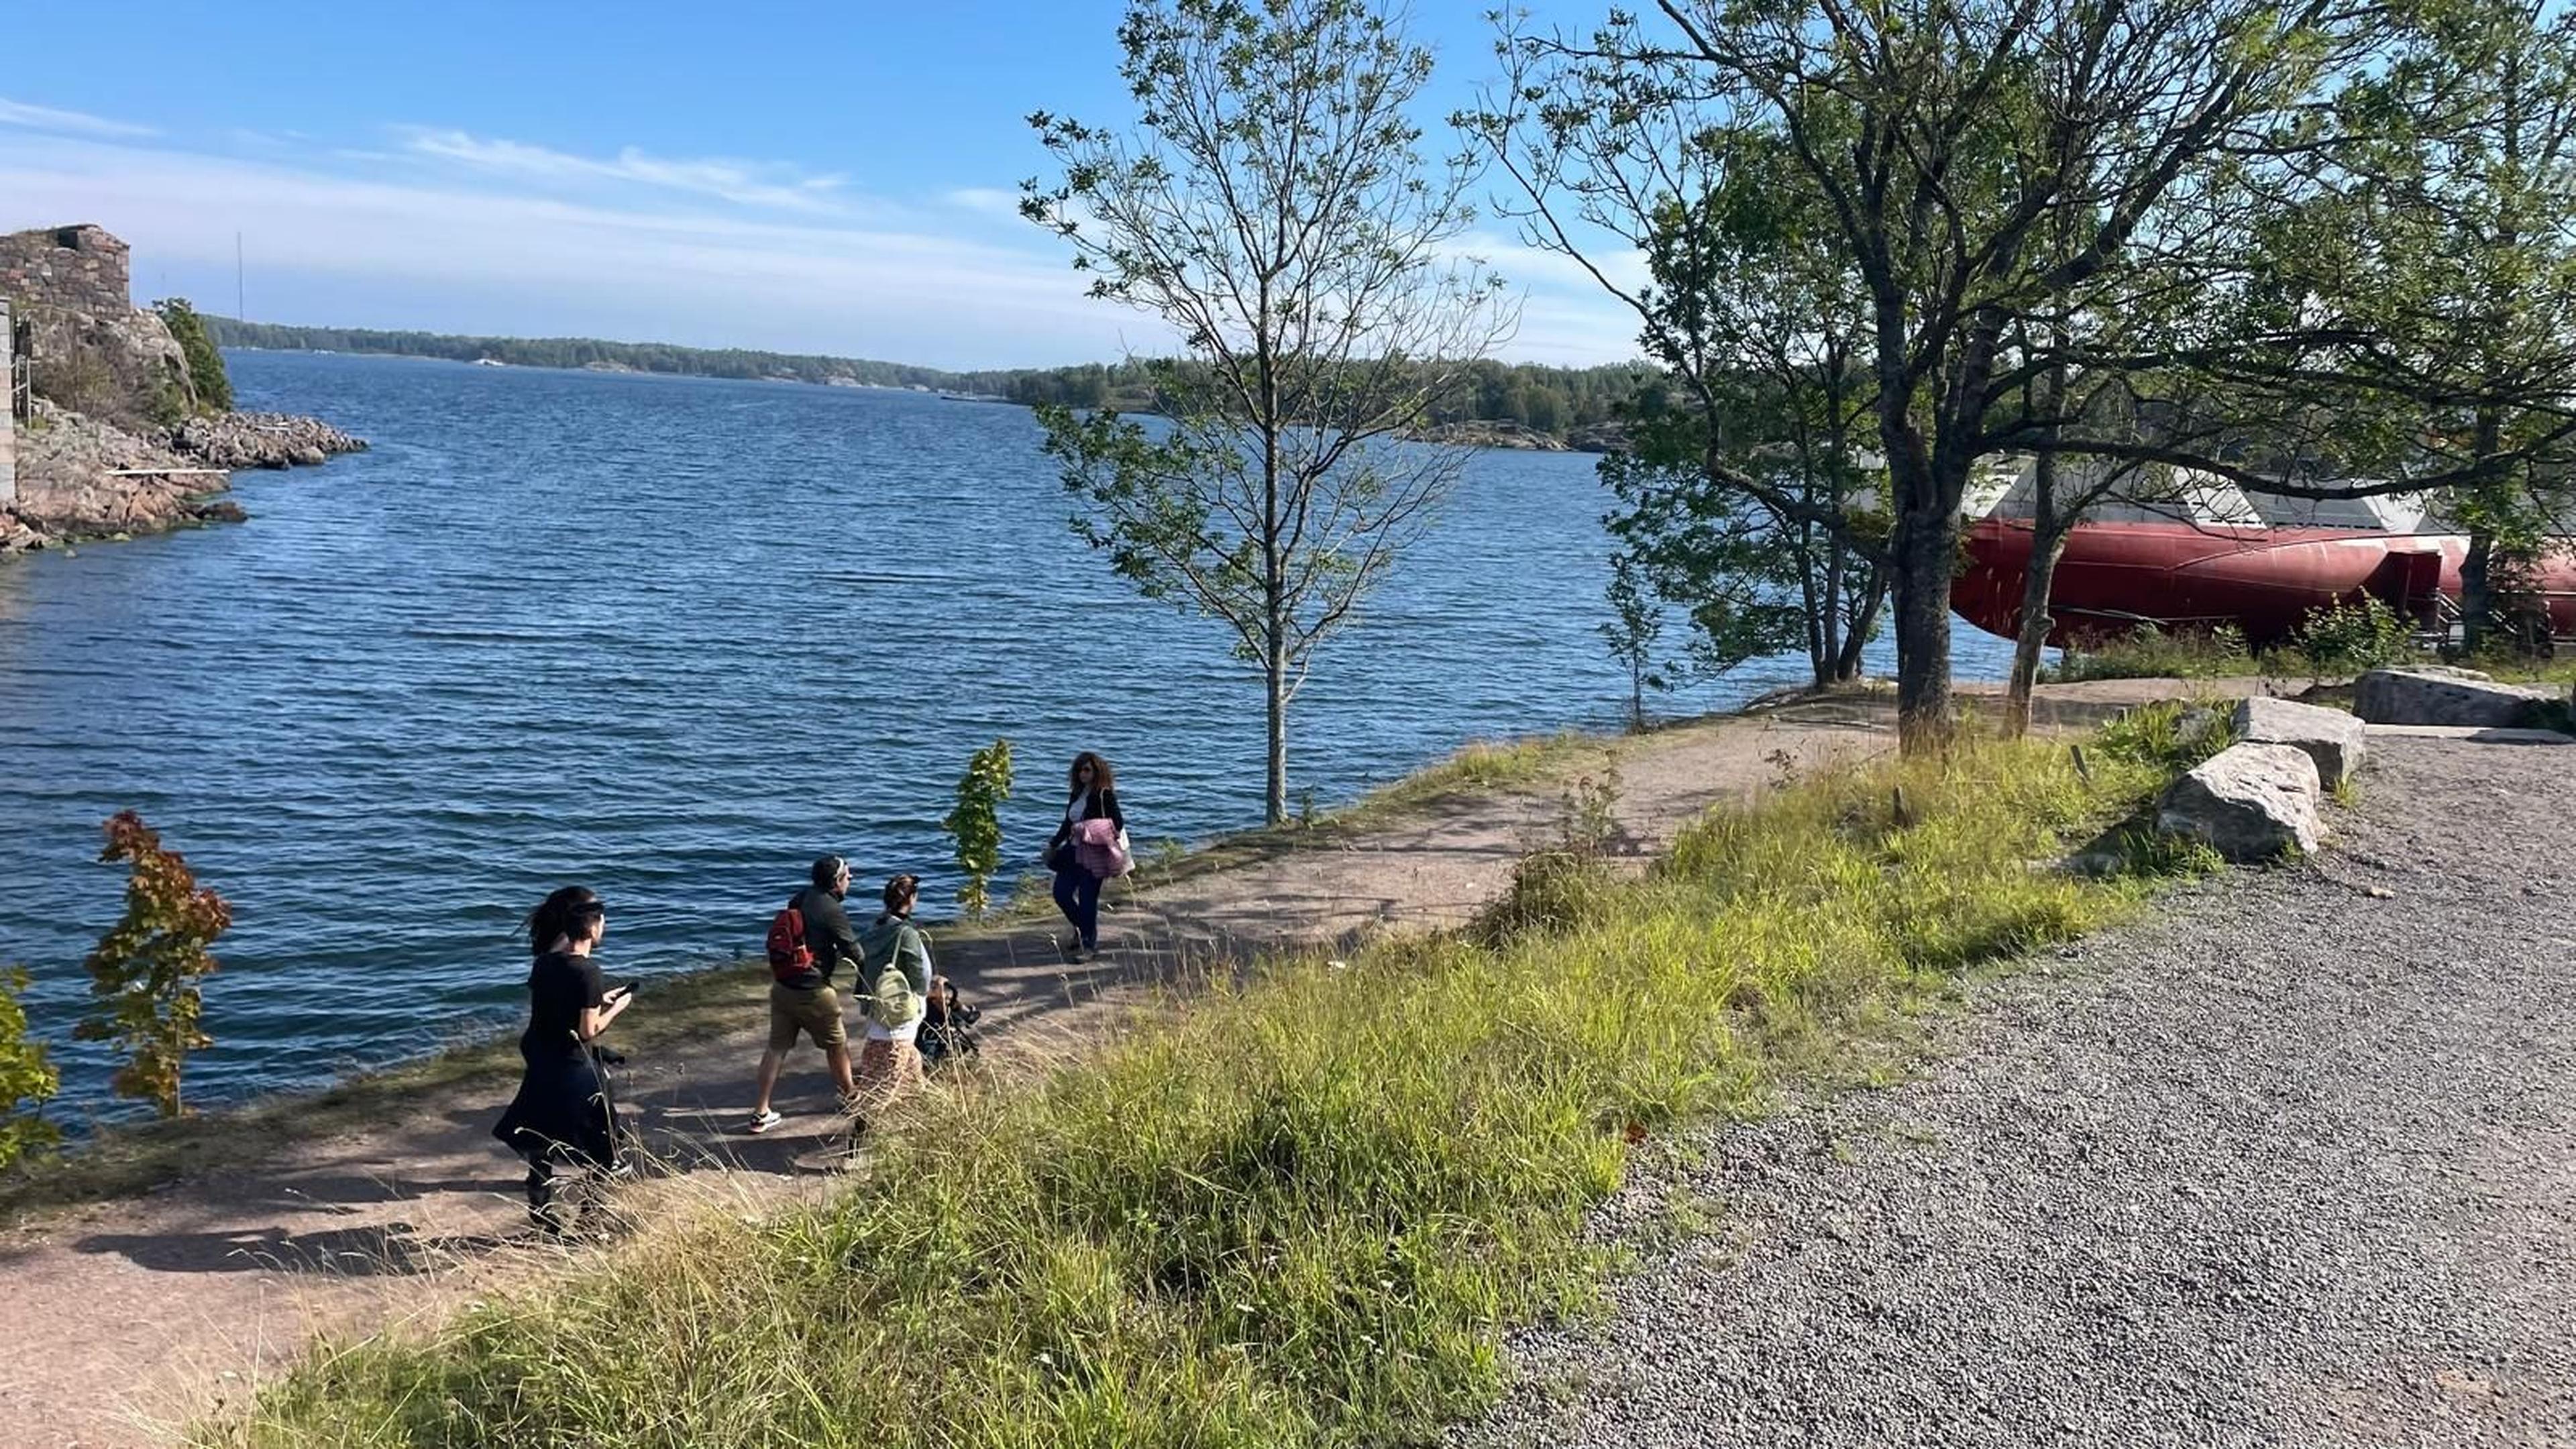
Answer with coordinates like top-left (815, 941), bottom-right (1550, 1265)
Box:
top-left (1464, 733), bottom-right (2576, 1449)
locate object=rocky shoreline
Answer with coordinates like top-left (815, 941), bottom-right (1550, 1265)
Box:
top-left (167, 411), bottom-right (367, 470)
top-left (2, 223), bottom-right (370, 559)
top-left (1407, 417), bottom-right (1630, 453)
top-left (1, 400), bottom-right (366, 557)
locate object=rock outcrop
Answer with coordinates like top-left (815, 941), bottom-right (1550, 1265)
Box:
top-left (3, 400), bottom-right (243, 545)
top-left (1564, 419), bottom-right (1630, 453)
top-left (3, 225), bottom-right (366, 557)
top-left (1407, 419), bottom-right (1572, 451)
top-left (2156, 741), bottom-right (2324, 861)
top-left (2353, 666), bottom-right (2557, 729)
top-left (2232, 696), bottom-right (2368, 789)
top-left (168, 412), bottom-right (367, 470)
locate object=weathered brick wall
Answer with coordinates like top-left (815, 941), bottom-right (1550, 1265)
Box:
top-left (0, 225), bottom-right (133, 319)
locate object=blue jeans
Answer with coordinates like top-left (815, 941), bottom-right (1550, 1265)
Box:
top-left (1052, 864), bottom-right (1102, 951)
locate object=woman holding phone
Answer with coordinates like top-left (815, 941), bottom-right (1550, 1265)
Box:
top-left (493, 885), bottom-right (635, 1235)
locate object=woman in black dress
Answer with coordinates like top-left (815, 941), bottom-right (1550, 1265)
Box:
top-left (492, 885), bottom-right (634, 1234)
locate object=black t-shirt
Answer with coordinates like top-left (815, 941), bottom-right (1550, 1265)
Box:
top-left (522, 949), bottom-right (605, 1060)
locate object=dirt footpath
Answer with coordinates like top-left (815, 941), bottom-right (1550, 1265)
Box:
top-left (0, 679), bottom-right (2248, 1448)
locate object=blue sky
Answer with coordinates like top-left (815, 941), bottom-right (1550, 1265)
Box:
top-left (0, 2), bottom-right (1642, 370)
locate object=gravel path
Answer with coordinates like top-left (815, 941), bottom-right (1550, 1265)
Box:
top-left (1464, 733), bottom-right (2576, 1449)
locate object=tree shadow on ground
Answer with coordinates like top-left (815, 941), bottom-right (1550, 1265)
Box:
top-left (74, 1222), bottom-right (513, 1277)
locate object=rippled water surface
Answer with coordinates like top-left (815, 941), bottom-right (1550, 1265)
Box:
top-left (0, 351), bottom-right (2013, 1114)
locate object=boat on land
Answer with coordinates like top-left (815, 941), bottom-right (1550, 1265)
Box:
top-left (1948, 463), bottom-right (2576, 647)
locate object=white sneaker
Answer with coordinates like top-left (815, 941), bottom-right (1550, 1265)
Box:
top-left (744, 1108), bottom-right (784, 1135)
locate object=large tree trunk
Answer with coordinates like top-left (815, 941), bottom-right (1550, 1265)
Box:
top-left (2461, 527), bottom-right (2494, 658)
top-left (2004, 525), bottom-right (2070, 739)
top-left (1891, 507), bottom-right (1959, 753)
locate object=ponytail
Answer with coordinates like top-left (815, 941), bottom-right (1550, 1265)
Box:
top-left (525, 885), bottom-right (604, 957)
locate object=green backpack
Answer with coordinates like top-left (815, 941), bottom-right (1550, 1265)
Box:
top-left (857, 917), bottom-right (925, 1030)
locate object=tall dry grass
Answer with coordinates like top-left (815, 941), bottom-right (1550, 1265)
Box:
top-left (214, 722), bottom-right (2206, 1449)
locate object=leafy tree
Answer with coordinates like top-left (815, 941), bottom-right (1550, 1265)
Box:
top-left (1522, 127), bottom-right (1888, 696)
top-left (2249, 1), bottom-right (2576, 654)
top-left (154, 298), bottom-right (232, 413)
top-left (74, 812), bottom-right (231, 1118)
top-left (0, 965), bottom-right (60, 1171)
top-left (1600, 553), bottom-right (1666, 732)
top-left (1024, 0), bottom-right (1515, 822)
top-left (1470, 0), bottom-right (2576, 752)
top-left (943, 738), bottom-right (1016, 916)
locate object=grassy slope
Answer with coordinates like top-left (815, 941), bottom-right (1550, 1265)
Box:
top-left (214, 716), bottom-right (2214, 1448)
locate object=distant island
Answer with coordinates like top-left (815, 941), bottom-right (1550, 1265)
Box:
top-left (203, 319), bottom-right (1645, 449)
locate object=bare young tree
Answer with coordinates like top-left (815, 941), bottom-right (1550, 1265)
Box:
top-left (1023, 0), bottom-right (1516, 823)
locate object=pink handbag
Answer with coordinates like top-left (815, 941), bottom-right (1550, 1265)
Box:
top-left (1073, 816), bottom-right (1131, 878)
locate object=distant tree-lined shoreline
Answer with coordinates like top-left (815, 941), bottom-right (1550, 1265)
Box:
top-left (203, 318), bottom-right (1648, 439)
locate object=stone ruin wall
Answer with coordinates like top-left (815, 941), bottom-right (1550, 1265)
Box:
top-left (0, 225), bottom-right (134, 320)
top-left (1, 299), bottom-right (15, 506)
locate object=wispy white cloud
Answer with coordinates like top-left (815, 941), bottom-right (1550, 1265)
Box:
top-left (0, 97), bottom-right (158, 139)
top-left (944, 186), bottom-right (1026, 219)
top-left (0, 128), bottom-right (1646, 368)
top-left (396, 127), bottom-right (852, 214)
top-left (1454, 229), bottom-right (1652, 302)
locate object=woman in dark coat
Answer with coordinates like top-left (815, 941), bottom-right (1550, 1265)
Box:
top-left (492, 885), bottom-right (634, 1234)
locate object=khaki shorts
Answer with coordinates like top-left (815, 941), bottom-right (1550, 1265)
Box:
top-left (767, 983), bottom-right (847, 1052)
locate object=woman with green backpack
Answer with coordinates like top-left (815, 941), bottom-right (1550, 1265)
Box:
top-left (854, 873), bottom-right (934, 1104)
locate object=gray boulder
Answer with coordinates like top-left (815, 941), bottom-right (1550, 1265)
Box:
top-left (2157, 742), bottom-right (2322, 861)
top-left (2231, 696), bottom-right (2368, 789)
top-left (2354, 666), bottom-right (2557, 727)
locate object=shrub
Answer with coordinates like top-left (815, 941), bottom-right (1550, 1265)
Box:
top-left (74, 812), bottom-right (231, 1118)
top-left (0, 966), bottom-right (61, 1171)
top-left (2292, 596), bottom-right (2416, 672)
top-left (943, 738), bottom-right (1016, 916)
top-left (154, 299), bottom-right (234, 414)
top-left (2093, 698), bottom-right (2237, 774)
top-left (2046, 622), bottom-right (2251, 682)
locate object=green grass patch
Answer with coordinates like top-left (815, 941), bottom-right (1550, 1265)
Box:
top-left (210, 732), bottom-right (2192, 1449)
top-left (2045, 623), bottom-right (2267, 682)
top-left (2049, 620), bottom-right (2576, 691)
top-left (1072, 730), bottom-right (1619, 905)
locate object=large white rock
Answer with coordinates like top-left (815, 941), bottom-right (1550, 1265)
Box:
top-left (2156, 742), bottom-right (2322, 861)
top-left (2354, 666), bottom-right (2557, 727)
top-left (2232, 696), bottom-right (2368, 789)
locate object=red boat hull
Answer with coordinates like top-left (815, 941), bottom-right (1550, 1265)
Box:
top-left (1952, 517), bottom-right (2576, 647)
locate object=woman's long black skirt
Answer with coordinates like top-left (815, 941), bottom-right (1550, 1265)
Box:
top-left (492, 1048), bottom-right (621, 1169)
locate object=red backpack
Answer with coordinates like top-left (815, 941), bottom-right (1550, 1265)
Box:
top-left (765, 897), bottom-right (814, 982)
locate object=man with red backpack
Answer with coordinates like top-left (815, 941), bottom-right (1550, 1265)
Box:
top-left (745, 854), bottom-right (862, 1134)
